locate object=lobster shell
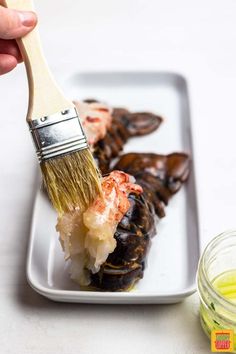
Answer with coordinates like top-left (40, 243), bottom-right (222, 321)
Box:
top-left (91, 152), bottom-right (190, 291)
top-left (93, 107), bottom-right (163, 173)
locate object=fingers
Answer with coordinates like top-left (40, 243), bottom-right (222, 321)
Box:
top-left (0, 53), bottom-right (17, 75)
top-left (0, 39), bottom-right (22, 75)
top-left (0, 39), bottom-right (22, 61)
top-left (0, 5), bottom-right (37, 40)
top-left (0, 5), bottom-right (37, 75)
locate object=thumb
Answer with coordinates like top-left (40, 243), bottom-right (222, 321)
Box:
top-left (0, 5), bottom-right (37, 40)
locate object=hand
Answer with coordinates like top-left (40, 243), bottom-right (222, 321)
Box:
top-left (0, 3), bottom-right (37, 75)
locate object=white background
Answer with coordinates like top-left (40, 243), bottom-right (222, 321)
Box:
top-left (0, 0), bottom-right (236, 353)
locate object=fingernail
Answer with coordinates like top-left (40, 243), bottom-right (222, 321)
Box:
top-left (18, 11), bottom-right (37, 27)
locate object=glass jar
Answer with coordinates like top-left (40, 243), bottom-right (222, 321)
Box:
top-left (197, 230), bottom-right (236, 352)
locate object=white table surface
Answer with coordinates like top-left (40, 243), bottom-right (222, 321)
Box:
top-left (1, 0), bottom-right (236, 353)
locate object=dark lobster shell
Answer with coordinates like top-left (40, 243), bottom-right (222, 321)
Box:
top-left (114, 152), bottom-right (190, 218)
top-left (93, 107), bottom-right (163, 173)
top-left (91, 193), bottom-right (156, 291)
top-left (91, 152), bottom-right (190, 291)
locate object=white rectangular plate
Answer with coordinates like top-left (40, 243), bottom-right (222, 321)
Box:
top-left (27, 72), bottom-right (199, 304)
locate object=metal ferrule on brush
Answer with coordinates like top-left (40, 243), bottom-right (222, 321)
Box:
top-left (28, 108), bottom-right (88, 162)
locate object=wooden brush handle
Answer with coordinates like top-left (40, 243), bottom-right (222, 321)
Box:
top-left (3, 0), bottom-right (74, 121)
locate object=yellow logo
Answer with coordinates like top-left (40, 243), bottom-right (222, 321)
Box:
top-left (211, 330), bottom-right (234, 352)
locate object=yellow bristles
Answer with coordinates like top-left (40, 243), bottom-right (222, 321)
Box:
top-left (41, 149), bottom-right (102, 215)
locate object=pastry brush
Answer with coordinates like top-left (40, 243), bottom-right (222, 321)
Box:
top-left (3, 0), bottom-right (102, 215)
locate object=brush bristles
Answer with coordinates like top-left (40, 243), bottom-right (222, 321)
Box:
top-left (41, 149), bottom-right (102, 215)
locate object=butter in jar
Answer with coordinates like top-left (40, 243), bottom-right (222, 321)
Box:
top-left (197, 230), bottom-right (236, 352)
